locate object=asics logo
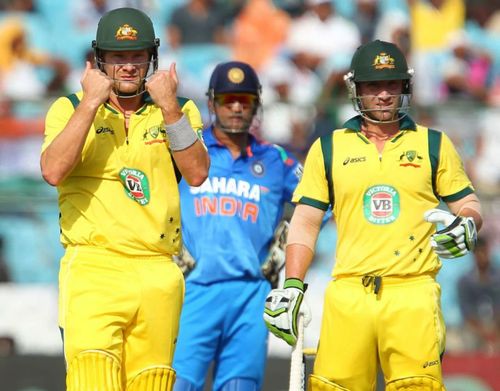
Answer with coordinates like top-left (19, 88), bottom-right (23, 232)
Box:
top-left (343, 156), bottom-right (366, 165)
top-left (96, 126), bottom-right (114, 135)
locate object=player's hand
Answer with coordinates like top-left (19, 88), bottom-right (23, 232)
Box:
top-left (80, 61), bottom-right (113, 106)
top-left (263, 278), bottom-right (311, 346)
top-left (146, 63), bottom-right (179, 108)
top-left (424, 208), bottom-right (477, 258)
top-left (172, 245), bottom-right (196, 277)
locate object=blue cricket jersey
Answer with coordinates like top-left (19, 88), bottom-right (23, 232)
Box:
top-left (178, 126), bottom-right (302, 284)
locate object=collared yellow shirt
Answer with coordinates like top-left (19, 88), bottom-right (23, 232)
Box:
top-left (293, 116), bottom-right (474, 277)
top-left (42, 92), bottom-right (203, 256)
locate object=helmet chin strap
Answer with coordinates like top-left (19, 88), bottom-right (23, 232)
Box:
top-left (359, 109), bottom-right (408, 124)
top-left (98, 59), bottom-right (155, 99)
top-left (111, 81), bottom-right (146, 99)
top-left (355, 93), bottom-right (411, 124)
top-left (214, 116), bottom-right (252, 134)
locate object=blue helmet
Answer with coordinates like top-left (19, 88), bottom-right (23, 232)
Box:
top-left (207, 61), bottom-right (261, 98)
top-left (207, 61), bottom-right (262, 134)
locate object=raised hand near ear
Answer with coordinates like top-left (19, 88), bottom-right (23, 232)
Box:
top-left (81, 61), bottom-right (113, 106)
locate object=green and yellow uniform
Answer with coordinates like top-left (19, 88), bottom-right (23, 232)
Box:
top-left (294, 115), bottom-right (473, 390)
top-left (43, 92), bottom-right (203, 256)
top-left (43, 92), bottom-right (203, 389)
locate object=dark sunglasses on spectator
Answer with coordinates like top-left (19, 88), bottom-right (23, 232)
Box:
top-left (214, 93), bottom-right (257, 107)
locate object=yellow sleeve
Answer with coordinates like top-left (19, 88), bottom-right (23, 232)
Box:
top-left (180, 99), bottom-right (203, 131)
top-left (292, 138), bottom-right (330, 210)
top-left (41, 94), bottom-right (78, 153)
top-left (436, 132), bottom-right (474, 202)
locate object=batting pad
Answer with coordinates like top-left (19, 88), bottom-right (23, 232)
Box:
top-left (67, 350), bottom-right (122, 391)
top-left (385, 375), bottom-right (444, 390)
top-left (127, 365), bottom-right (176, 391)
top-left (308, 374), bottom-right (350, 391)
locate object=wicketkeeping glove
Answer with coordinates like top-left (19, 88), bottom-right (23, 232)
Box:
top-left (261, 220), bottom-right (289, 289)
top-left (172, 245), bottom-right (196, 277)
top-left (263, 278), bottom-right (311, 346)
top-left (424, 208), bottom-right (477, 258)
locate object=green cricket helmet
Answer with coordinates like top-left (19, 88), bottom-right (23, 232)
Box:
top-left (344, 40), bottom-right (414, 123)
top-left (92, 7), bottom-right (160, 97)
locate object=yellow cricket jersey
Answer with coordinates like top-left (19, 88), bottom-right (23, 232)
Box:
top-left (42, 91), bottom-right (204, 256)
top-left (293, 115), bottom-right (474, 277)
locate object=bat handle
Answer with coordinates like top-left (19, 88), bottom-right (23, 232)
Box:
top-left (289, 315), bottom-right (305, 391)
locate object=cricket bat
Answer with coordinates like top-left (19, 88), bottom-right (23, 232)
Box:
top-left (289, 315), bottom-right (305, 391)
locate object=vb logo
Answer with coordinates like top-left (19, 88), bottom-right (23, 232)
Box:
top-left (363, 185), bottom-right (400, 224)
top-left (119, 168), bottom-right (151, 206)
top-left (371, 192), bottom-right (393, 217)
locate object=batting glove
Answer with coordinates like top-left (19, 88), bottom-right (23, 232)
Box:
top-left (424, 208), bottom-right (477, 258)
top-left (263, 278), bottom-right (312, 346)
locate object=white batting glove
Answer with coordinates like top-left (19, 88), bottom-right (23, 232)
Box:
top-left (424, 208), bottom-right (477, 258)
top-left (263, 278), bottom-right (312, 346)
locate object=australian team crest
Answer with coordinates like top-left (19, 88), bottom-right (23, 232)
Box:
top-left (373, 52), bottom-right (395, 70)
top-left (115, 24), bottom-right (138, 41)
top-left (399, 150), bottom-right (422, 168)
top-left (120, 168), bottom-right (150, 205)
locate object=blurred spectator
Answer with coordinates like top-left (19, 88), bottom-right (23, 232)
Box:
top-left (457, 236), bottom-right (500, 354)
top-left (0, 17), bottom-right (69, 101)
top-left (0, 336), bottom-right (16, 356)
top-left (284, 0), bottom-right (360, 139)
top-left (374, 9), bottom-right (411, 56)
top-left (231, 0), bottom-right (291, 71)
top-left (65, 49), bottom-right (95, 93)
top-left (260, 56), bottom-right (319, 158)
top-left (442, 30), bottom-right (494, 103)
top-left (408, 0), bottom-right (466, 106)
top-left (2, 0), bottom-right (35, 12)
top-left (352, 0), bottom-right (381, 44)
top-left (0, 236), bottom-right (10, 283)
top-left (464, 0), bottom-right (500, 90)
top-left (167, 0), bottom-right (231, 50)
top-left (286, 0), bottom-right (360, 73)
top-left (71, 0), bottom-right (156, 32)
top-left (470, 107), bottom-right (500, 194)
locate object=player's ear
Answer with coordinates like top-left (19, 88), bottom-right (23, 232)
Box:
top-left (208, 98), bottom-right (215, 114)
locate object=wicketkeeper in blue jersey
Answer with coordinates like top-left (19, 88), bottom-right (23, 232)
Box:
top-left (172, 61), bottom-right (303, 391)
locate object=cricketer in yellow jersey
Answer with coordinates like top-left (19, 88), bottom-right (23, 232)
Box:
top-left (264, 40), bottom-right (482, 391)
top-left (40, 7), bottom-right (209, 391)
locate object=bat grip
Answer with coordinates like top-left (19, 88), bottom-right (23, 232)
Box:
top-left (289, 315), bottom-right (305, 391)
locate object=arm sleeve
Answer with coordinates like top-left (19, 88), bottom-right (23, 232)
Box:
top-left (41, 95), bottom-right (77, 153)
top-left (291, 139), bottom-right (330, 210)
top-left (436, 132), bottom-right (474, 202)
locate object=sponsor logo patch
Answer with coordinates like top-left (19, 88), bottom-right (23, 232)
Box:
top-left (120, 168), bottom-right (150, 205)
top-left (343, 156), bottom-right (367, 166)
top-left (96, 126), bottom-right (114, 135)
top-left (363, 185), bottom-right (400, 224)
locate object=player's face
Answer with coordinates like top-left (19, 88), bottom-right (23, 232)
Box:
top-left (214, 93), bottom-right (258, 133)
top-left (358, 80), bottom-right (404, 122)
top-left (102, 50), bottom-right (151, 94)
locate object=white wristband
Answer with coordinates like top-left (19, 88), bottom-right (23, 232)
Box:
top-left (165, 114), bottom-right (198, 151)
